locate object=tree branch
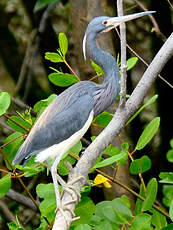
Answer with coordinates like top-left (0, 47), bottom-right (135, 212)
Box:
top-left (52, 32), bottom-right (173, 230)
top-left (117, 0), bottom-right (127, 109)
top-left (0, 200), bottom-right (16, 222)
top-left (6, 189), bottom-right (39, 211)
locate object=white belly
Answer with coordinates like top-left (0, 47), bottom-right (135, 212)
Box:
top-left (34, 110), bottom-right (94, 163)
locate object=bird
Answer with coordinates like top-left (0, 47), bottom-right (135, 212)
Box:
top-left (12, 11), bottom-right (155, 214)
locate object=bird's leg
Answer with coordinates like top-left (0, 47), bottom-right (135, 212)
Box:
top-left (51, 155), bottom-right (62, 210)
top-left (50, 154), bottom-right (82, 227)
top-left (62, 175), bottom-right (85, 204)
top-left (45, 157), bottom-right (85, 207)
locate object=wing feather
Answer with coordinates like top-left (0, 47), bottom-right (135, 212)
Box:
top-left (12, 90), bottom-right (94, 165)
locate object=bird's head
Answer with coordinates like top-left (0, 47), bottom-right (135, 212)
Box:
top-left (83, 11), bottom-right (155, 59)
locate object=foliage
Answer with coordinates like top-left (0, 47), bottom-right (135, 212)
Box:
top-left (0, 173), bottom-right (11, 198)
top-left (45, 32), bottom-right (80, 86)
top-left (0, 92), bottom-right (11, 116)
top-left (33, 0), bottom-right (60, 12)
top-left (159, 139), bottom-right (173, 221)
top-left (0, 32), bottom-right (172, 230)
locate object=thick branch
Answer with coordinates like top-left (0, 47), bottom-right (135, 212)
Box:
top-left (53, 32), bottom-right (173, 229)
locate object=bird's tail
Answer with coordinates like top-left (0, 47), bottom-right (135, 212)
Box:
top-left (12, 142), bottom-right (33, 166)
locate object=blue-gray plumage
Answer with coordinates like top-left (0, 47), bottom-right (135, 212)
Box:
top-left (12, 11), bottom-right (155, 212)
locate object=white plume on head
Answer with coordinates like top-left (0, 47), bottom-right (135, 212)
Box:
top-left (82, 32), bottom-right (87, 60)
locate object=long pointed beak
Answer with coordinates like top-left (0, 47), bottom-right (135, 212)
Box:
top-left (106, 11), bottom-right (155, 28)
top-left (83, 11), bottom-right (155, 60)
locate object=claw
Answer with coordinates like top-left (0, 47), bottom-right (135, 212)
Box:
top-left (62, 175), bottom-right (85, 203)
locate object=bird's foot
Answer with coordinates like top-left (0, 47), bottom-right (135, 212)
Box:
top-left (62, 176), bottom-right (85, 204)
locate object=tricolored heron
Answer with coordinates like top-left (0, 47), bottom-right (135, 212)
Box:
top-left (13, 11), bottom-right (155, 214)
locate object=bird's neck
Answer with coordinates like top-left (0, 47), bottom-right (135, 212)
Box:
top-left (86, 32), bottom-right (120, 87)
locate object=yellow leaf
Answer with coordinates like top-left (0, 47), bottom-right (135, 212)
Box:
top-left (103, 181), bottom-right (112, 188)
top-left (94, 174), bottom-right (112, 188)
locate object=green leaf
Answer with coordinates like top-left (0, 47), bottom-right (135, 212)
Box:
top-left (169, 199), bottom-right (173, 221)
top-left (0, 173), bottom-right (11, 198)
top-left (36, 183), bottom-right (57, 222)
top-left (8, 222), bottom-right (24, 230)
top-left (112, 198), bottom-right (132, 224)
top-left (121, 195), bottom-right (131, 209)
top-left (135, 184), bottom-right (145, 215)
top-left (74, 224), bottom-right (91, 230)
top-left (58, 141), bottom-right (82, 176)
top-left (72, 196), bottom-right (95, 226)
top-left (16, 108), bottom-right (33, 125)
top-left (45, 52), bottom-right (63, 63)
top-left (93, 150), bottom-right (127, 169)
top-left (95, 201), bottom-right (119, 224)
top-left (162, 223), bottom-right (173, 230)
top-left (93, 112), bottom-right (113, 127)
top-left (159, 172), bottom-right (173, 184)
top-left (89, 215), bottom-right (116, 230)
top-left (91, 60), bottom-right (104, 76)
top-left (126, 57), bottom-right (138, 71)
top-left (170, 139), bottom-right (173, 149)
top-left (59, 32), bottom-right (68, 56)
top-left (136, 117), bottom-right (160, 150)
top-left (130, 155), bottom-right (151, 174)
top-left (34, 94), bottom-right (57, 119)
top-left (34, 94), bottom-right (57, 112)
top-left (121, 142), bottom-right (129, 152)
top-left (15, 158), bottom-right (45, 177)
top-left (142, 178), bottom-right (158, 212)
top-left (3, 132), bottom-right (24, 169)
top-left (33, 0), bottom-right (59, 12)
top-left (48, 73), bottom-right (79, 87)
top-left (0, 92), bottom-right (11, 116)
top-left (126, 95), bottom-right (158, 125)
top-left (68, 141), bottom-right (82, 155)
top-left (151, 208), bottom-right (167, 229)
top-left (166, 149), bottom-right (173, 163)
top-left (162, 185), bottom-right (173, 207)
top-left (58, 154), bottom-right (76, 176)
top-left (104, 145), bottom-right (120, 157)
top-left (128, 213), bottom-right (151, 230)
top-left (7, 116), bottom-right (32, 133)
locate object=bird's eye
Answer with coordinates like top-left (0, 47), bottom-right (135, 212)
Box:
top-left (103, 21), bottom-right (107, 25)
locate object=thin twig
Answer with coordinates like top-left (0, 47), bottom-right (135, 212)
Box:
top-left (126, 43), bottom-right (173, 88)
top-left (64, 60), bottom-right (80, 80)
top-left (15, 30), bottom-right (37, 95)
top-left (0, 89), bottom-right (34, 112)
top-left (117, 0), bottom-right (127, 108)
top-left (4, 114), bottom-right (29, 132)
top-left (24, 2), bottom-right (58, 101)
top-left (134, 0), bottom-right (166, 41)
top-left (0, 148), bottom-right (39, 212)
top-left (0, 120), bottom-right (15, 132)
top-left (115, 30), bottom-right (173, 89)
top-left (167, 0), bottom-right (173, 10)
top-left (0, 134), bottom-right (25, 149)
top-left (0, 200), bottom-right (17, 222)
